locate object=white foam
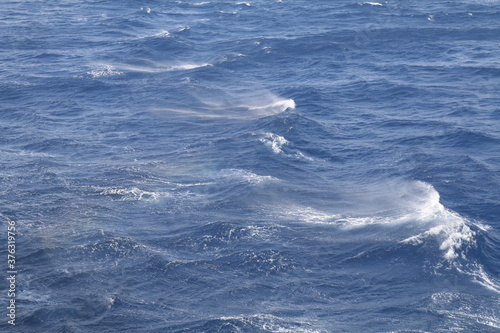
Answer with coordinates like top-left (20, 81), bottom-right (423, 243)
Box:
top-left (359, 2), bottom-right (384, 6)
top-left (402, 214), bottom-right (474, 261)
top-left (279, 181), bottom-right (476, 262)
top-left (99, 187), bottom-right (165, 201)
top-left (221, 169), bottom-right (278, 184)
top-left (174, 182), bottom-right (216, 187)
top-left (273, 180), bottom-right (500, 294)
top-left (96, 62), bottom-right (212, 74)
top-left (284, 206), bottom-right (341, 224)
top-left (248, 99), bottom-right (296, 113)
top-left (456, 264), bottom-right (500, 294)
top-left (430, 296), bottom-right (500, 329)
top-left (169, 63), bottom-right (212, 70)
top-left (4, 149), bottom-right (56, 158)
top-left (88, 65), bottom-right (123, 78)
top-left (259, 133), bottom-right (289, 154)
top-left (153, 81), bottom-right (295, 120)
top-left (241, 225), bottom-right (283, 240)
top-left (216, 314), bottom-right (323, 333)
top-left (256, 132), bottom-right (313, 160)
top-left (136, 29), bottom-right (171, 39)
top-left (151, 30), bottom-right (170, 38)
top-left (17, 290), bottom-right (50, 303)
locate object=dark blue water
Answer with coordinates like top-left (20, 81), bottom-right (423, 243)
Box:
top-left (1, 0), bottom-right (499, 332)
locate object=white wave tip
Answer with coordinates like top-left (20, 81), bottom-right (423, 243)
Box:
top-left (360, 2), bottom-right (383, 6)
top-left (283, 99), bottom-right (296, 110)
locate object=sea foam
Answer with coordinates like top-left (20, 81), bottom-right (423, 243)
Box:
top-left (154, 79), bottom-right (295, 120)
top-left (279, 180), bottom-right (477, 262)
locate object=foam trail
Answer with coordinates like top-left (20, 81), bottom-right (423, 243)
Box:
top-left (220, 169), bottom-right (278, 184)
top-left (153, 79), bottom-right (295, 120)
top-left (256, 132), bottom-right (313, 160)
top-left (92, 61), bottom-right (212, 75)
top-left (457, 264), bottom-right (500, 294)
top-left (99, 187), bottom-right (165, 201)
top-left (273, 179), bottom-right (500, 293)
top-left (359, 2), bottom-right (383, 6)
top-left (277, 181), bottom-right (474, 260)
top-left (88, 65), bottom-right (123, 78)
top-left (258, 133), bottom-right (289, 154)
top-left (246, 99), bottom-right (296, 116)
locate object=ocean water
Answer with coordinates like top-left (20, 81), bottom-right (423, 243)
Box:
top-left (1, 0), bottom-right (499, 332)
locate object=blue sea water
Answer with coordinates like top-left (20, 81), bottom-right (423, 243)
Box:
top-left (1, 0), bottom-right (500, 332)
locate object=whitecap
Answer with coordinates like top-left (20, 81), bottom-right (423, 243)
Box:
top-left (241, 225), bottom-right (284, 240)
top-left (99, 187), bottom-right (165, 201)
top-left (220, 169), bottom-right (278, 185)
top-left (94, 61), bottom-right (212, 74)
top-left (151, 30), bottom-right (170, 38)
top-left (169, 63), bottom-right (212, 70)
top-left (401, 213), bottom-right (474, 261)
top-left (136, 29), bottom-right (171, 39)
top-left (256, 132), bottom-right (313, 160)
top-left (273, 179), bottom-right (500, 293)
top-left (429, 292), bottom-right (500, 328)
top-left (248, 98), bottom-right (296, 114)
top-left (278, 181), bottom-right (476, 260)
top-left (153, 80), bottom-right (295, 120)
top-left (174, 182), bottom-right (216, 187)
top-left (88, 65), bottom-right (123, 78)
top-left (359, 2), bottom-right (384, 6)
top-left (283, 206), bottom-right (342, 224)
top-left (258, 132), bottom-right (289, 154)
top-left (3, 149), bottom-right (56, 158)
top-left (456, 263), bottom-right (500, 294)
top-left (215, 314), bottom-right (324, 333)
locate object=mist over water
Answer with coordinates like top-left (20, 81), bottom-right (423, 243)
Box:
top-left (1, 0), bottom-right (499, 332)
top-left (152, 77), bottom-right (296, 119)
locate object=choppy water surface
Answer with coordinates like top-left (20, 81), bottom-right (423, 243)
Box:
top-left (1, 0), bottom-right (499, 332)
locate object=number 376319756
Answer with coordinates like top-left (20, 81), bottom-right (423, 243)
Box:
top-left (8, 220), bottom-right (16, 270)
top-left (7, 219), bottom-right (17, 326)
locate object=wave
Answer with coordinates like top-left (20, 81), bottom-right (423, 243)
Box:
top-left (423, 291), bottom-right (500, 330)
top-left (140, 29), bottom-right (170, 38)
top-left (173, 222), bottom-right (282, 249)
top-left (219, 168), bottom-right (279, 185)
top-left (358, 2), bottom-right (384, 6)
top-left (281, 181), bottom-right (450, 227)
top-left (457, 262), bottom-right (500, 294)
top-left (256, 132), bottom-right (313, 160)
top-left (153, 78), bottom-right (295, 120)
top-left (153, 98), bottom-right (295, 120)
top-left (88, 65), bottom-right (124, 78)
top-left (74, 236), bottom-right (144, 260)
top-left (258, 132), bottom-right (289, 154)
top-left (89, 61), bottom-right (212, 76)
top-left (248, 98), bottom-right (296, 112)
top-left (167, 314), bottom-right (324, 333)
top-left (270, 179), bottom-right (500, 293)
top-left (99, 187), bottom-right (165, 201)
top-left (192, 2), bottom-right (212, 6)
